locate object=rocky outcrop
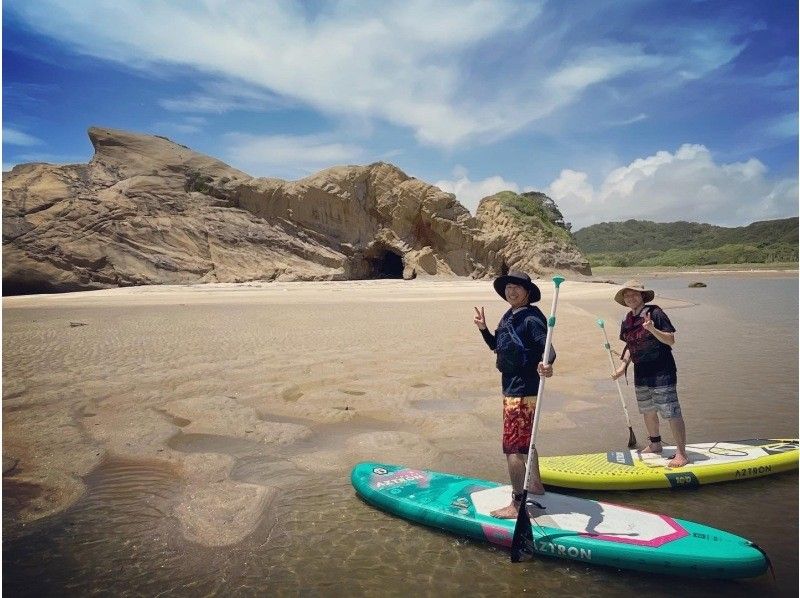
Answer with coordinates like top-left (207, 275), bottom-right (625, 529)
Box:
top-left (3, 127), bottom-right (590, 294)
top-left (232, 161), bottom-right (484, 281)
top-left (475, 191), bottom-right (591, 276)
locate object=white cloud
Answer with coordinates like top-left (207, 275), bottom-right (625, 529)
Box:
top-left (545, 46), bottom-right (656, 95)
top-left (606, 113), bottom-right (648, 127)
top-left (3, 127), bottom-right (43, 146)
top-left (223, 132), bottom-right (365, 178)
top-left (766, 112), bottom-right (798, 139)
top-left (7, 152), bottom-right (88, 165)
top-left (159, 82), bottom-right (290, 114)
top-left (435, 167), bottom-right (519, 213)
top-left (151, 116), bottom-right (208, 135)
top-left (671, 32), bottom-right (745, 81)
top-left (6, 1), bottom-right (748, 148)
top-left (546, 169), bottom-right (593, 209)
top-left (549, 144), bottom-right (798, 229)
top-left (5, 1), bottom-right (540, 147)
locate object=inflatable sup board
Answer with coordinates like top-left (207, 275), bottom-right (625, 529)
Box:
top-left (539, 439), bottom-right (798, 490)
top-left (351, 462), bottom-right (768, 579)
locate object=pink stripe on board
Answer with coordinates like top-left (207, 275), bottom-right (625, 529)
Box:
top-left (481, 523), bottom-right (513, 547)
top-left (581, 514), bottom-right (688, 547)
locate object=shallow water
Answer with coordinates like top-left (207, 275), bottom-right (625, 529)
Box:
top-left (3, 273), bottom-right (798, 597)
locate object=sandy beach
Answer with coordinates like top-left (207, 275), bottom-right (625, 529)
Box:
top-left (4, 273), bottom-right (799, 596)
top-left (2, 278), bottom-right (695, 546)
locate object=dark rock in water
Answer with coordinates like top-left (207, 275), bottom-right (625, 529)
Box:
top-left (688, 282), bottom-right (707, 288)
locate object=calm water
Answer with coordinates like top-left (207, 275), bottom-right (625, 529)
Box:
top-left (4, 274), bottom-right (798, 597)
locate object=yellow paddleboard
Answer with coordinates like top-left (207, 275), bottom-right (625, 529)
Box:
top-left (540, 439), bottom-right (798, 490)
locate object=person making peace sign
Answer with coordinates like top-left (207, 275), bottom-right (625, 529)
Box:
top-left (611, 280), bottom-right (689, 467)
top-left (473, 271), bottom-right (555, 518)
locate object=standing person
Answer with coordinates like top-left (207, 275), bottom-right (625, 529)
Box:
top-left (610, 280), bottom-right (689, 467)
top-left (473, 271), bottom-right (554, 519)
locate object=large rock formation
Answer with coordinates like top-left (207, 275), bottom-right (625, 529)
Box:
top-left (3, 127), bottom-right (590, 294)
top-left (476, 191), bottom-right (590, 275)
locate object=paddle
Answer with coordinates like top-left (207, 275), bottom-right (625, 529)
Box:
top-left (511, 275), bottom-right (564, 563)
top-left (597, 319), bottom-right (637, 448)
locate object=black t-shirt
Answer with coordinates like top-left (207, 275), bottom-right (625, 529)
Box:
top-left (619, 305), bottom-right (677, 386)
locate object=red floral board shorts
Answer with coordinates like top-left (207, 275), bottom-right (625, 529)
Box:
top-left (502, 395), bottom-right (537, 454)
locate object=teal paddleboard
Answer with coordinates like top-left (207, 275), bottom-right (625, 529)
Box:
top-left (351, 462), bottom-right (768, 579)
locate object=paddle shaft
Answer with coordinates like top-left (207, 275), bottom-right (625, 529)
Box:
top-left (512, 275), bottom-right (564, 563)
top-left (521, 279), bottom-right (563, 492)
top-left (599, 324), bottom-right (633, 427)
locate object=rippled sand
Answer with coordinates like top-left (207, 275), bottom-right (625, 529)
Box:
top-left (2, 278), bottom-right (692, 546)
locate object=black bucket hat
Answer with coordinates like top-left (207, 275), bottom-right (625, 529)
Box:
top-left (493, 271), bottom-right (541, 303)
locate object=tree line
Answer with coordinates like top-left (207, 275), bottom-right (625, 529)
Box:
top-left (573, 217), bottom-right (798, 267)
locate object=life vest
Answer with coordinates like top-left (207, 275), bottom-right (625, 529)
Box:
top-left (620, 305), bottom-right (671, 371)
top-left (495, 306), bottom-right (546, 374)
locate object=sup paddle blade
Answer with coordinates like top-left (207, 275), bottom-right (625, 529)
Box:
top-left (510, 490), bottom-right (535, 562)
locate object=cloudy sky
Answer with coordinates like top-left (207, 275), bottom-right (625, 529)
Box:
top-left (3, 0), bottom-right (797, 230)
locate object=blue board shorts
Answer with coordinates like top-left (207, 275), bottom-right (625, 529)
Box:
top-left (634, 384), bottom-right (682, 419)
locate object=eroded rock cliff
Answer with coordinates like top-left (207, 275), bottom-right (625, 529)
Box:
top-left (3, 127), bottom-right (590, 294)
top-left (476, 191), bottom-right (590, 276)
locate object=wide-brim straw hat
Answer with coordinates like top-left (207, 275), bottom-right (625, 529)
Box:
top-left (614, 279), bottom-right (655, 306)
top-left (493, 271), bottom-right (541, 303)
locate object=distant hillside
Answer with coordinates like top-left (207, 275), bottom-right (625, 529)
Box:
top-left (573, 218), bottom-right (798, 267)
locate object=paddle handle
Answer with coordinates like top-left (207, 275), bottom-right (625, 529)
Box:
top-left (522, 275), bottom-right (564, 491)
top-left (597, 320), bottom-right (633, 427)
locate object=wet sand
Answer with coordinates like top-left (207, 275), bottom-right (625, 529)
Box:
top-left (2, 278), bottom-right (693, 546)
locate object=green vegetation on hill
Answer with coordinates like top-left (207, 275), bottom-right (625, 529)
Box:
top-left (491, 191), bottom-right (572, 241)
top-left (573, 218), bottom-right (798, 267)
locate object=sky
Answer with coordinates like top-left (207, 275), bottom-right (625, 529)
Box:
top-left (2, 0), bottom-right (797, 230)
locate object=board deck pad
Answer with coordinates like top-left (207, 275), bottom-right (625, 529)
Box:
top-left (351, 462), bottom-right (768, 579)
top-left (470, 486), bottom-right (686, 548)
top-left (539, 439), bottom-right (798, 490)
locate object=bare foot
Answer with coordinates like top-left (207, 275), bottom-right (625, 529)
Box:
top-left (490, 503), bottom-right (521, 519)
top-left (528, 483), bottom-right (545, 495)
top-left (667, 453), bottom-right (689, 467)
top-left (490, 501), bottom-right (546, 519)
top-left (640, 442), bottom-right (663, 454)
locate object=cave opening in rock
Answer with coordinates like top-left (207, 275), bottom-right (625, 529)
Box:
top-left (371, 250), bottom-right (404, 279)
top-left (2, 279), bottom-right (65, 296)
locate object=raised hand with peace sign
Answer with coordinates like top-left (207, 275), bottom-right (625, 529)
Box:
top-left (640, 308), bottom-right (674, 346)
top-left (642, 309), bottom-right (656, 333)
top-left (473, 306), bottom-right (487, 330)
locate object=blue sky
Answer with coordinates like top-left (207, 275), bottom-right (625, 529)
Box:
top-left (3, 0), bottom-right (797, 230)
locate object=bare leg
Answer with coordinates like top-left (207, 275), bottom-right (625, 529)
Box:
top-left (525, 449), bottom-right (545, 495)
top-left (507, 452), bottom-right (526, 493)
top-left (490, 451), bottom-right (545, 519)
top-left (640, 411), bottom-right (663, 453)
top-left (666, 417), bottom-right (689, 467)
